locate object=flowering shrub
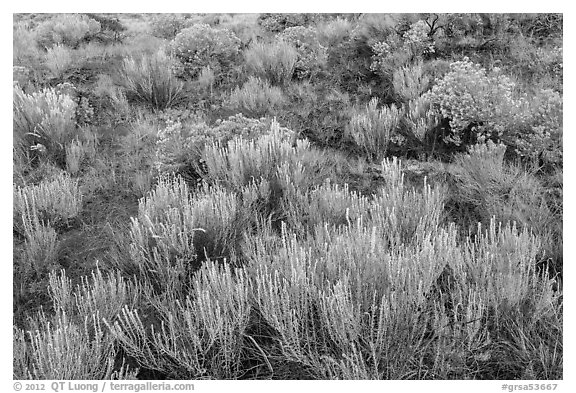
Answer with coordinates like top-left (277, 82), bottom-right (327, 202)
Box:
top-left (280, 26), bottom-right (327, 79)
top-left (171, 24), bottom-right (241, 79)
top-left (34, 14), bottom-right (101, 49)
top-left (423, 58), bottom-right (521, 146)
top-left (226, 76), bottom-right (286, 117)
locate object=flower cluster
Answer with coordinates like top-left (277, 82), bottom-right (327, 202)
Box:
top-left (171, 24), bottom-right (241, 79)
top-left (280, 26), bottom-right (327, 79)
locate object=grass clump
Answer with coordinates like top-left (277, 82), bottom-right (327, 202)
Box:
top-left (226, 76), bottom-right (287, 118)
top-left (347, 98), bottom-right (402, 162)
top-left (244, 40), bottom-right (298, 86)
top-left (120, 49), bottom-right (185, 110)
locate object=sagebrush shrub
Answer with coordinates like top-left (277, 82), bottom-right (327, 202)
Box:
top-left (107, 261), bottom-right (250, 379)
top-left (244, 40), bottom-right (298, 86)
top-left (393, 60), bottom-right (430, 102)
top-left (202, 121), bottom-right (306, 191)
top-left (450, 141), bottom-right (556, 237)
top-left (171, 24), bottom-right (241, 79)
top-left (403, 95), bottom-right (439, 143)
top-left (16, 313), bottom-right (120, 379)
top-left (120, 50), bottom-right (185, 110)
top-left (347, 98), bottom-right (402, 161)
top-left (13, 85), bottom-right (78, 164)
top-left (126, 176), bottom-right (241, 295)
top-left (34, 14), bottom-right (101, 49)
top-left (226, 76), bottom-right (286, 117)
top-left (44, 44), bottom-right (74, 79)
top-left (155, 114), bottom-right (274, 177)
top-left (14, 172), bottom-right (83, 228)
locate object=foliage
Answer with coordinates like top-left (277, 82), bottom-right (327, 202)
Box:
top-left (257, 13), bottom-right (319, 33)
top-left (13, 85), bottom-right (78, 165)
top-left (392, 60), bottom-right (430, 102)
top-left (280, 26), bottom-right (327, 79)
top-left (244, 40), bottom-right (298, 86)
top-left (14, 172), bottom-right (83, 228)
top-left (171, 24), bottom-right (241, 79)
top-left (424, 57), bottom-right (521, 146)
top-left (150, 14), bottom-right (187, 40)
top-left (120, 49), bottom-right (185, 110)
top-left (34, 14), bottom-right (101, 49)
top-left (155, 114), bottom-right (274, 178)
top-left (347, 98), bottom-right (402, 162)
top-left (44, 44), bottom-right (74, 79)
top-left (226, 76), bottom-right (286, 117)
top-left (107, 261), bottom-right (250, 379)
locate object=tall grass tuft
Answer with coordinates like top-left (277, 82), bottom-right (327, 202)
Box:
top-left (393, 61), bottom-right (430, 102)
top-left (120, 49), bottom-right (185, 110)
top-left (44, 44), bottom-right (74, 79)
top-left (347, 98), bottom-right (402, 162)
top-left (244, 40), bottom-right (298, 86)
top-left (226, 76), bottom-right (286, 117)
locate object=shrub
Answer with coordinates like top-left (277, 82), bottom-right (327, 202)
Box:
top-left (346, 98), bottom-right (402, 162)
top-left (65, 137), bottom-right (97, 175)
top-left (15, 313), bottom-right (124, 379)
top-left (226, 76), bottom-right (286, 117)
top-left (150, 14), bottom-right (187, 40)
top-left (125, 176), bottom-right (243, 295)
top-left (13, 85), bottom-right (77, 165)
top-left (34, 14), bottom-right (101, 49)
top-left (155, 114), bottom-right (274, 179)
top-left (107, 261), bottom-right (250, 379)
top-left (423, 57), bottom-right (521, 146)
top-left (171, 24), bottom-right (241, 79)
top-left (19, 208), bottom-right (59, 277)
top-left (14, 172), bottom-right (83, 228)
top-left (451, 141), bottom-right (557, 223)
top-left (120, 49), bottom-right (185, 110)
top-left (13, 24), bottom-right (42, 68)
top-left (257, 13), bottom-right (318, 33)
top-left (280, 26), bottom-right (327, 79)
top-left (44, 44), bottom-right (74, 79)
top-left (403, 95), bottom-right (440, 143)
top-left (244, 40), bottom-right (298, 86)
top-left (201, 121), bottom-right (307, 192)
top-left (392, 60), bottom-right (430, 102)
top-left (48, 267), bottom-right (140, 326)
